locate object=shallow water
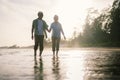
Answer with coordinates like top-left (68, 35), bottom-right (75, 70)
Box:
top-left (0, 48), bottom-right (120, 80)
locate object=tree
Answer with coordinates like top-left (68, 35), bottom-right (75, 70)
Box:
top-left (82, 8), bottom-right (108, 44)
top-left (109, 0), bottom-right (120, 42)
top-left (72, 0), bottom-right (120, 46)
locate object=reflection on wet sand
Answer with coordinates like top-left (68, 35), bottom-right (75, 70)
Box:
top-left (34, 57), bottom-right (44, 80)
top-left (33, 51), bottom-right (120, 80)
top-left (1, 49), bottom-right (120, 80)
top-left (34, 56), bottom-right (62, 80)
top-left (52, 57), bottom-right (61, 80)
top-left (84, 51), bottom-right (120, 80)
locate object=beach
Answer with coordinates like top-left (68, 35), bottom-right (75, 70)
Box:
top-left (0, 48), bottom-right (120, 80)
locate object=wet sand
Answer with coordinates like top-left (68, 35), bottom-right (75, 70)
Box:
top-left (0, 48), bottom-right (120, 80)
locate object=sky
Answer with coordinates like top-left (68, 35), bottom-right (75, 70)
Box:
top-left (0, 0), bottom-right (114, 46)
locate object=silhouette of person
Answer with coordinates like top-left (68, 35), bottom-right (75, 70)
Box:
top-left (49, 15), bottom-right (66, 57)
top-left (31, 11), bottom-right (48, 57)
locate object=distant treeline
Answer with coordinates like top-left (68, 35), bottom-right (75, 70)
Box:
top-left (70, 0), bottom-right (120, 47)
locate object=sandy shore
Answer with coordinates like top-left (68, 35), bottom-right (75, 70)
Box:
top-left (0, 48), bottom-right (120, 80)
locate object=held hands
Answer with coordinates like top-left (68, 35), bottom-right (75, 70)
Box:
top-left (47, 28), bottom-right (51, 33)
top-left (48, 30), bottom-right (50, 33)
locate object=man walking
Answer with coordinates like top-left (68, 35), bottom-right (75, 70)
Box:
top-left (49, 15), bottom-right (66, 57)
top-left (31, 11), bottom-right (48, 57)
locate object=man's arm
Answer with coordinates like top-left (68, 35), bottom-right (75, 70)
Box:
top-left (44, 21), bottom-right (49, 38)
top-left (43, 20), bottom-right (49, 32)
top-left (46, 28), bottom-right (49, 32)
top-left (31, 21), bottom-right (34, 40)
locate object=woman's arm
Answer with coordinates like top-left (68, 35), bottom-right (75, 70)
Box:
top-left (61, 26), bottom-right (66, 39)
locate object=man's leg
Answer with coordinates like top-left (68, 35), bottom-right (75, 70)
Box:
top-left (56, 38), bottom-right (60, 56)
top-left (34, 35), bottom-right (39, 56)
top-left (52, 37), bottom-right (56, 56)
top-left (39, 35), bottom-right (44, 56)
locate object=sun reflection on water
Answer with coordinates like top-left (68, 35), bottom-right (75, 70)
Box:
top-left (1, 49), bottom-right (120, 80)
top-left (62, 50), bottom-right (86, 80)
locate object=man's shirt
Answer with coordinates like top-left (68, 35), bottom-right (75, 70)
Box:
top-left (37, 19), bottom-right (43, 35)
top-left (32, 18), bottom-right (48, 35)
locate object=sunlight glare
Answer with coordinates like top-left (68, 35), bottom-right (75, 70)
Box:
top-left (49, 0), bottom-right (93, 38)
top-left (65, 50), bottom-right (86, 80)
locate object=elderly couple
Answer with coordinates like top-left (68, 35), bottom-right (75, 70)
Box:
top-left (31, 11), bottom-right (66, 57)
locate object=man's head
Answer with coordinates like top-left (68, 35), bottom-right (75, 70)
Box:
top-left (54, 15), bottom-right (59, 22)
top-left (38, 11), bottom-right (43, 19)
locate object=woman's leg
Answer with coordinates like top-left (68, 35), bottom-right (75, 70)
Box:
top-left (52, 37), bottom-right (56, 56)
top-left (56, 38), bottom-right (60, 56)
